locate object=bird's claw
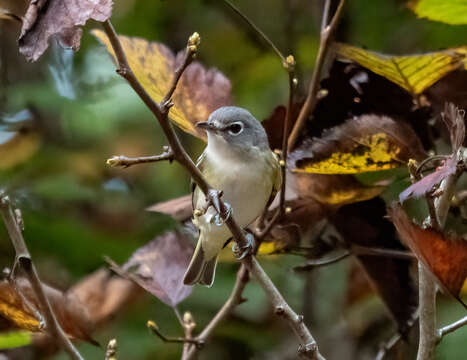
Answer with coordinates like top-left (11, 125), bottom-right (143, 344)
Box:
top-left (214, 202), bottom-right (232, 226)
top-left (233, 233), bottom-right (255, 259)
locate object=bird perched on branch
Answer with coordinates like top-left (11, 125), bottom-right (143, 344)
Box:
top-left (183, 106), bottom-right (282, 287)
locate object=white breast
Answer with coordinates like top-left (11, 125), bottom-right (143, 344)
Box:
top-left (193, 137), bottom-right (273, 258)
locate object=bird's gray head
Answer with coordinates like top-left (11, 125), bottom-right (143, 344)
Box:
top-left (196, 106), bottom-right (269, 156)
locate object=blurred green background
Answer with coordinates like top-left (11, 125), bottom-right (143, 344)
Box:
top-left (1, 0), bottom-right (466, 359)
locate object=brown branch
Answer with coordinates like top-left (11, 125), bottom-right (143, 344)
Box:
top-left (107, 147), bottom-right (174, 168)
top-left (184, 265), bottom-right (249, 360)
top-left (287, 0), bottom-right (346, 151)
top-left (438, 315), bottom-right (467, 340)
top-left (102, 20), bottom-right (325, 359)
top-left (0, 195), bottom-right (83, 360)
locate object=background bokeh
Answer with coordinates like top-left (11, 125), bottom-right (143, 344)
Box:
top-left (1, 0), bottom-right (466, 359)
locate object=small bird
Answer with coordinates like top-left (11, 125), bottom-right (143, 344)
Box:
top-left (183, 106), bottom-right (282, 287)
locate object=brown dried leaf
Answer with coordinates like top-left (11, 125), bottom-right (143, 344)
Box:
top-left (399, 156), bottom-right (457, 202)
top-left (388, 204), bottom-right (467, 306)
top-left (19, 0), bottom-right (113, 61)
top-left (399, 104), bottom-right (464, 202)
top-left (146, 194), bottom-right (192, 222)
top-left (262, 104), bottom-right (301, 151)
top-left (67, 268), bottom-right (141, 327)
top-left (0, 278), bottom-right (95, 343)
top-left (92, 30), bottom-right (232, 140)
top-left (0, 280), bottom-right (42, 332)
top-left (294, 173), bottom-right (385, 206)
top-left (122, 231), bottom-right (193, 307)
top-left (333, 199), bottom-right (418, 331)
top-left (291, 114), bottom-right (426, 174)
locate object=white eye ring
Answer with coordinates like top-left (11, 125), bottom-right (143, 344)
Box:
top-left (227, 122), bottom-right (244, 135)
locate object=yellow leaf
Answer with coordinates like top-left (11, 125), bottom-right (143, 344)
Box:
top-left (291, 115), bottom-right (425, 175)
top-left (0, 281), bottom-right (42, 332)
top-left (334, 43), bottom-right (467, 95)
top-left (92, 30), bottom-right (232, 141)
top-left (411, 0), bottom-right (467, 25)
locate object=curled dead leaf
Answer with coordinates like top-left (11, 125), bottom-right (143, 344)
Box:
top-left (19, 0), bottom-right (113, 61)
top-left (0, 278), bottom-right (95, 344)
top-left (388, 204), bottom-right (467, 306)
top-left (92, 30), bottom-right (232, 140)
top-left (291, 114), bottom-right (425, 174)
top-left (121, 231), bottom-right (193, 307)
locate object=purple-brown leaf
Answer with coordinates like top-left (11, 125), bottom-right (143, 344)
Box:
top-left (19, 0), bottom-right (113, 61)
top-left (122, 231), bottom-right (193, 307)
top-left (399, 156), bottom-right (457, 202)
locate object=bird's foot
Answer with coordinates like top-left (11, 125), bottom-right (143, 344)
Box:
top-left (233, 232), bottom-right (255, 260)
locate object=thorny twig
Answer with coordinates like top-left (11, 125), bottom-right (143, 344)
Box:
top-left (0, 194), bottom-right (84, 360)
top-left (102, 20), bottom-right (325, 359)
top-left (288, 0), bottom-right (346, 151)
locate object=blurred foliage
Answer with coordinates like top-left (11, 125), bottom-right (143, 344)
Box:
top-left (1, 0), bottom-right (467, 359)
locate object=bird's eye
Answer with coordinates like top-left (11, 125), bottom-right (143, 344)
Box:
top-left (227, 122), bottom-right (243, 135)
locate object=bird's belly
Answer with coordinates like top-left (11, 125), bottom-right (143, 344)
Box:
top-left (194, 157), bottom-right (273, 258)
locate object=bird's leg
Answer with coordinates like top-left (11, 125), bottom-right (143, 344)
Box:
top-left (233, 230), bottom-right (255, 259)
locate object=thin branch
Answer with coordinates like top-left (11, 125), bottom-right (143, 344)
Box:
top-left (107, 147), bottom-right (174, 168)
top-left (294, 251), bottom-right (350, 272)
top-left (246, 256), bottom-right (325, 360)
top-left (417, 154), bottom-right (461, 360)
top-left (184, 265), bottom-right (249, 360)
top-left (222, 0), bottom-right (285, 63)
top-left (438, 315), bottom-right (467, 340)
top-left (147, 321), bottom-right (202, 346)
top-left (102, 21), bottom-right (325, 359)
top-left (0, 195), bottom-right (83, 360)
top-left (321, 0), bottom-right (331, 33)
top-left (351, 244), bottom-right (415, 260)
top-left (288, 0), bottom-right (346, 151)
top-left (279, 57), bottom-right (296, 216)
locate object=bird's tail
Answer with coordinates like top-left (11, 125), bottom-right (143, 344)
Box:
top-left (183, 240), bottom-right (217, 287)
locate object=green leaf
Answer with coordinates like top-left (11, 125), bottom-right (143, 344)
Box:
top-left (0, 331), bottom-right (32, 350)
top-left (412, 0), bottom-right (467, 25)
top-left (334, 43), bottom-right (467, 95)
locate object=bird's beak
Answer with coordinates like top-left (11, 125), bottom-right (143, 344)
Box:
top-left (196, 121), bottom-right (218, 132)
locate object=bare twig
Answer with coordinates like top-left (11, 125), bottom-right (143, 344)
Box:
top-left (279, 57), bottom-right (296, 216)
top-left (0, 195), bottom-right (83, 360)
top-left (438, 315), bottom-right (467, 340)
top-left (147, 320), bottom-right (202, 346)
top-left (222, 0), bottom-right (285, 63)
top-left (102, 21), bottom-right (325, 359)
top-left (288, 0), bottom-right (346, 151)
top-left (107, 147), bottom-right (174, 168)
top-left (184, 265), bottom-right (249, 360)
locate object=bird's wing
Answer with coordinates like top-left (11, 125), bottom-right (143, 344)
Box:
top-left (266, 150), bottom-right (283, 208)
top-left (191, 150), bottom-right (207, 211)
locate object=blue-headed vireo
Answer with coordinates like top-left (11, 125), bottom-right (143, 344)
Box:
top-left (183, 106), bottom-right (282, 287)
